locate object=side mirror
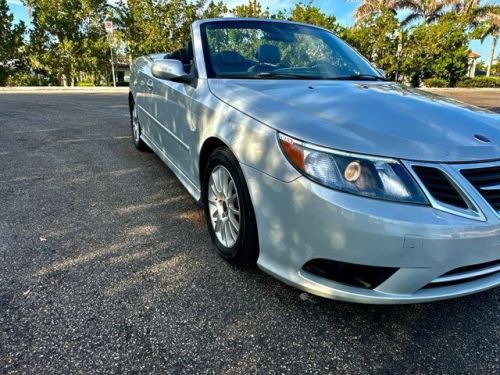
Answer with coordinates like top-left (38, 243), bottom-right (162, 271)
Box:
top-left (151, 59), bottom-right (191, 83)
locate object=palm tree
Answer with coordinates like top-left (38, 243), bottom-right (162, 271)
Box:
top-left (449, 0), bottom-right (479, 14)
top-left (447, 1), bottom-right (499, 76)
top-left (481, 13), bottom-right (499, 76)
top-left (396, 0), bottom-right (452, 26)
top-left (354, 0), bottom-right (398, 26)
top-left (354, 0), bottom-right (454, 26)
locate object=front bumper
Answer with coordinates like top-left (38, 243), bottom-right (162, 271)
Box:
top-left (241, 164), bottom-right (500, 304)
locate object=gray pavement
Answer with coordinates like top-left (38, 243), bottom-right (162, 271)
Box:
top-left (0, 91), bottom-right (499, 374)
top-left (426, 88), bottom-right (500, 113)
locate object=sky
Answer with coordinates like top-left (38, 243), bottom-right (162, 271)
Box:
top-left (6, 0), bottom-right (499, 63)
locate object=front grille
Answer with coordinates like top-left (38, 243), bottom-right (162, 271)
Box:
top-left (413, 166), bottom-right (468, 209)
top-left (461, 166), bottom-right (500, 211)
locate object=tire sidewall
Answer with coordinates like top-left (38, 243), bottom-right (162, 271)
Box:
top-left (202, 148), bottom-right (257, 263)
top-left (130, 102), bottom-right (149, 151)
top-left (130, 104), bottom-right (141, 148)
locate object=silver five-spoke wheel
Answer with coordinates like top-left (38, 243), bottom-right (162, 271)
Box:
top-left (207, 166), bottom-right (240, 248)
top-left (132, 107), bottom-right (140, 144)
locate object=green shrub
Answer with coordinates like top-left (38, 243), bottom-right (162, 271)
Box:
top-left (423, 78), bottom-right (448, 88)
top-left (457, 77), bottom-right (500, 88)
top-left (5, 71), bottom-right (51, 86)
top-left (76, 80), bottom-right (94, 87)
top-left (0, 67), bottom-right (9, 86)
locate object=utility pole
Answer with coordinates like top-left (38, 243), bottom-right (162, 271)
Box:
top-left (109, 42), bottom-right (117, 87)
top-left (104, 20), bottom-right (116, 87)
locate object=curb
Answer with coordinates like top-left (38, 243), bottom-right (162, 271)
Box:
top-left (0, 87), bottom-right (129, 93)
top-left (422, 88), bottom-right (500, 92)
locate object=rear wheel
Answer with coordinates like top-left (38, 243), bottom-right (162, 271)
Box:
top-left (130, 102), bottom-right (149, 151)
top-left (202, 147), bottom-right (258, 266)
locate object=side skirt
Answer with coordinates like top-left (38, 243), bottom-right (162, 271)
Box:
top-left (141, 133), bottom-right (201, 202)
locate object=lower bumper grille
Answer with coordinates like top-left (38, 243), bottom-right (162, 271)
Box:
top-left (425, 259), bottom-right (500, 289)
top-left (302, 259), bottom-right (398, 289)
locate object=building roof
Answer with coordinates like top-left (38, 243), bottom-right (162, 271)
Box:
top-left (468, 51), bottom-right (481, 59)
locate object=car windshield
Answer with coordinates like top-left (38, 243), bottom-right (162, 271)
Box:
top-left (201, 20), bottom-right (384, 80)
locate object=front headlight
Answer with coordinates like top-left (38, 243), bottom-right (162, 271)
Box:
top-left (278, 133), bottom-right (429, 204)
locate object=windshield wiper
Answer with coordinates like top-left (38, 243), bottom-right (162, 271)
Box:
top-left (328, 74), bottom-right (389, 81)
top-left (216, 73), bottom-right (255, 79)
top-left (256, 72), bottom-right (324, 80)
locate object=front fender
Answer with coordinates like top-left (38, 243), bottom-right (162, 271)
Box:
top-left (197, 84), bottom-right (300, 183)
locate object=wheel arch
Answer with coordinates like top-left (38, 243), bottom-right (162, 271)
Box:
top-left (199, 137), bottom-right (233, 187)
top-left (128, 91), bottom-right (135, 113)
top-left (200, 139), bottom-right (260, 265)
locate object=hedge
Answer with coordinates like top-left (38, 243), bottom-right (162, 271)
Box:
top-left (423, 78), bottom-right (448, 88)
top-left (457, 77), bottom-right (500, 88)
top-left (4, 71), bottom-right (51, 86)
top-left (76, 80), bottom-right (94, 87)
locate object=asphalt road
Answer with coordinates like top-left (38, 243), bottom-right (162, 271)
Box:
top-left (0, 91), bottom-right (499, 375)
top-left (427, 88), bottom-right (500, 113)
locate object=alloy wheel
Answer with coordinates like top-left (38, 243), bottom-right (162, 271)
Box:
top-left (207, 165), bottom-right (240, 248)
top-left (132, 107), bottom-right (140, 144)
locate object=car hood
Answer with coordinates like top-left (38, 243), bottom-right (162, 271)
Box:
top-left (209, 79), bottom-right (500, 162)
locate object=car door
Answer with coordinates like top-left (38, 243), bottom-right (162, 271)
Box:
top-left (132, 57), bottom-right (154, 139)
top-left (150, 77), bottom-right (197, 176)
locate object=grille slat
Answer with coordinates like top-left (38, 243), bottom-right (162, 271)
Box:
top-left (413, 166), bottom-right (468, 209)
top-left (462, 166), bottom-right (500, 212)
top-left (424, 259), bottom-right (500, 289)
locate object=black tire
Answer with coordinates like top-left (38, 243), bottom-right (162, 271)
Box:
top-left (202, 147), bottom-right (259, 266)
top-left (130, 101), bottom-right (149, 152)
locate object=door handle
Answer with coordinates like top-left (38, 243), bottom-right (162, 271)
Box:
top-left (146, 79), bottom-right (154, 89)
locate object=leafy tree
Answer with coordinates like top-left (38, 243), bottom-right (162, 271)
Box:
top-left (0, 0), bottom-right (26, 85)
top-left (10, 0), bottom-right (490, 86)
top-left (344, 10), bottom-right (403, 79)
top-left (402, 13), bottom-right (469, 86)
top-left (475, 59), bottom-right (487, 71)
top-left (232, 0), bottom-right (270, 18)
top-left (27, 0), bottom-right (110, 86)
top-left (112, 0), bottom-right (204, 58)
top-left (202, 1), bottom-right (229, 18)
top-left (288, 2), bottom-right (338, 31)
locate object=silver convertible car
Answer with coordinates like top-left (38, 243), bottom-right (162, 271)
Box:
top-left (129, 18), bottom-right (500, 304)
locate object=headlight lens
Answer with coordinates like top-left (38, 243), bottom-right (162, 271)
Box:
top-left (278, 133), bottom-right (429, 204)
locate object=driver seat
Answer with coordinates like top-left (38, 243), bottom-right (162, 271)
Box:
top-left (248, 44), bottom-right (282, 73)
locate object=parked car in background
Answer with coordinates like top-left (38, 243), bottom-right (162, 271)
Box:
top-left (129, 18), bottom-right (500, 304)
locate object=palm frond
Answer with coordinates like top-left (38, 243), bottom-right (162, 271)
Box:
top-left (401, 12), bottom-right (424, 26)
top-left (394, 0), bottom-right (422, 13)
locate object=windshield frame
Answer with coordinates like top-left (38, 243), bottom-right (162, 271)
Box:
top-left (199, 19), bottom-right (383, 81)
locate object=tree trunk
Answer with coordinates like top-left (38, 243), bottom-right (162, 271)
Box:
top-left (487, 32), bottom-right (498, 77)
